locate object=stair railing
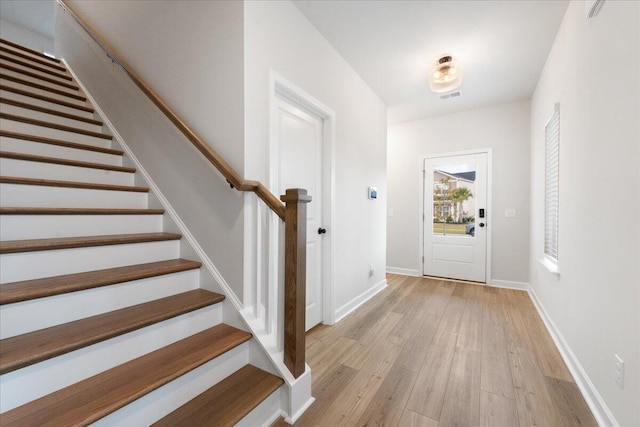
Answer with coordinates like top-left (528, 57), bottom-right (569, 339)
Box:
top-left (56, 0), bottom-right (308, 378)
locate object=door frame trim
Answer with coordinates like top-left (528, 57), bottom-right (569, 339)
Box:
top-left (420, 148), bottom-right (493, 283)
top-left (269, 70), bottom-right (337, 326)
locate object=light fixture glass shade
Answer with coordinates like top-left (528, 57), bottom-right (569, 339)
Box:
top-left (428, 56), bottom-right (463, 93)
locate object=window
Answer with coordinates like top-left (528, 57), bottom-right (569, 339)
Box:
top-left (544, 104), bottom-right (560, 262)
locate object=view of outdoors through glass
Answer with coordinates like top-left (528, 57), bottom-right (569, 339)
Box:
top-left (432, 162), bottom-right (476, 237)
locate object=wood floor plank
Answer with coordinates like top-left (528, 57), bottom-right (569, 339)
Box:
top-left (438, 346), bottom-right (482, 426)
top-left (398, 409), bottom-right (439, 427)
top-left (479, 390), bottom-right (519, 427)
top-left (405, 328), bottom-right (458, 420)
top-left (355, 365), bottom-right (417, 427)
top-left (544, 376), bottom-right (598, 427)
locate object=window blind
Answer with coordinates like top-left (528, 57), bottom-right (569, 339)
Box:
top-left (544, 104), bottom-right (560, 261)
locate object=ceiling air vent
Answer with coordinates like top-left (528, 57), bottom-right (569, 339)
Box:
top-left (439, 91), bottom-right (461, 100)
top-left (585, 0), bottom-right (605, 18)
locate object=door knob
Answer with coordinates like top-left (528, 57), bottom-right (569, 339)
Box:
top-left (318, 228), bottom-right (327, 235)
top-left (479, 223), bottom-right (485, 228)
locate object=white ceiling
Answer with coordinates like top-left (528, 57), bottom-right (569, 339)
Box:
top-left (0, 0), bottom-right (55, 39)
top-left (293, 0), bottom-right (569, 124)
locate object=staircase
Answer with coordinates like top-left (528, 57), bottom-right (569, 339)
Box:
top-left (0, 38), bottom-right (283, 426)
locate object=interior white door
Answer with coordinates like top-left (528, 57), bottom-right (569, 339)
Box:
top-left (423, 153), bottom-right (487, 282)
top-left (274, 98), bottom-right (324, 331)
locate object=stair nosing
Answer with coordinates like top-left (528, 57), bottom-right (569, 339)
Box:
top-left (1, 68), bottom-right (80, 92)
top-left (0, 324), bottom-right (251, 426)
top-left (0, 99), bottom-right (103, 126)
top-left (0, 175), bottom-right (149, 192)
top-left (0, 289), bottom-right (226, 374)
top-left (0, 53), bottom-right (72, 81)
top-left (0, 84), bottom-right (94, 113)
top-left (0, 232), bottom-right (182, 254)
top-left (0, 45), bottom-right (67, 72)
top-left (0, 207), bottom-right (164, 215)
top-left (0, 113), bottom-right (110, 139)
top-left (0, 38), bottom-right (61, 63)
top-left (0, 151), bottom-right (133, 173)
top-left (0, 258), bottom-right (202, 305)
top-left (0, 131), bottom-right (120, 155)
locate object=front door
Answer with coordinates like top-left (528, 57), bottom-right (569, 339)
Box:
top-left (423, 153), bottom-right (487, 282)
top-left (274, 97), bottom-right (324, 331)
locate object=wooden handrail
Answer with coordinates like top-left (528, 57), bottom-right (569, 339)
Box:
top-left (56, 0), bottom-right (309, 378)
top-left (55, 0), bottom-right (285, 220)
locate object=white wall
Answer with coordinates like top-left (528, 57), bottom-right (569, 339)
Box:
top-left (56, 1), bottom-right (248, 299)
top-left (529, 1), bottom-right (639, 425)
top-left (387, 100), bottom-right (531, 285)
top-left (0, 18), bottom-right (54, 54)
top-left (244, 1), bottom-right (388, 318)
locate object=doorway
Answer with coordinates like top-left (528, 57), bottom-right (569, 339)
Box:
top-left (422, 151), bottom-right (490, 282)
top-left (270, 74), bottom-right (336, 331)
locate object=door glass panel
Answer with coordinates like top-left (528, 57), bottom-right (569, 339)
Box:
top-left (432, 162), bottom-right (476, 237)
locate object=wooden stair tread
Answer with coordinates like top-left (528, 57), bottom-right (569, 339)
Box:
top-left (152, 365), bottom-right (284, 427)
top-left (0, 131), bottom-right (122, 155)
top-left (0, 84), bottom-right (94, 113)
top-left (0, 175), bottom-right (149, 192)
top-left (1, 69), bottom-right (80, 92)
top-left (0, 259), bottom-right (202, 305)
top-left (0, 232), bottom-right (182, 254)
top-left (0, 38), bottom-right (62, 63)
top-left (0, 113), bottom-right (110, 139)
top-left (0, 53), bottom-right (72, 81)
top-left (0, 207), bottom-right (163, 215)
top-left (0, 99), bottom-right (103, 126)
top-left (0, 289), bottom-right (224, 374)
top-left (0, 151), bottom-right (132, 173)
top-left (0, 324), bottom-right (251, 426)
top-left (0, 45), bottom-right (67, 72)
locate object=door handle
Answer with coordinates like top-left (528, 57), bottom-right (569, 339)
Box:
top-left (479, 223), bottom-right (485, 228)
top-left (318, 228), bottom-right (327, 235)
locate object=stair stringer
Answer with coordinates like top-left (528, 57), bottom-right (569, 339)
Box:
top-left (63, 60), bottom-right (303, 424)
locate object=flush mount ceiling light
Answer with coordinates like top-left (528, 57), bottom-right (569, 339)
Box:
top-left (428, 55), bottom-right (463, 94)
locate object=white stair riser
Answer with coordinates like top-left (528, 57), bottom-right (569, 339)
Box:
top-left (1, 67), bottom-right (80, 96)
top-left (0, 119), bottom-right (111, 148)
top-left (0, 59), bottom-right (71, 86)
top-left (0, 78), bottom-right (86, 108)
top-left (0, 305), bottom-right (227, 412)
top-left (0, 184), bottom-right (148, 209)
top-left (0, 89), bottom-right (95, 120)
top-left (0, 137), bottom-right (122, 166)
top-left (0, 44), bottom-right (58, 66)
top-left (0, 158), bottom-right (133, 186)
top-left (0, 103), bottom-right (102, 133)
top-left (92, 343), bottom-right (248, 427)
top-left (0, 240), bottom-right (179, 282)
top-left (0, 269), bottom-right (200, 338)
top-left (0, 214), bottom-right (163, 240)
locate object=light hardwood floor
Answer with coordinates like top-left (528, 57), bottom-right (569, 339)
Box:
top-left (273, 274), bottom-right (597, 427)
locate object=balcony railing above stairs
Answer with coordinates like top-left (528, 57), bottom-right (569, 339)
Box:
top-left (56, 0), bottom-right (309, 379)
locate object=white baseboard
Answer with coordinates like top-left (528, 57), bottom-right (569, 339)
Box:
top-left (489, 279), bottom-right (530, 291)
top-left (335, 279), bottom-right (387, 323)
top-left (386, 267), bottom-right (421, 277)
top-left (527, 288), bottom-right (619, 427)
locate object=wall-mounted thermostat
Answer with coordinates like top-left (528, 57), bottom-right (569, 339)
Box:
top-left (368, 186), bottom-right (378, 200)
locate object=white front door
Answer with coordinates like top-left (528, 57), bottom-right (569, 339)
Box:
top-left (274, 97), bottom-right (324, 331)
top-left (423, 153), bottom-right (488, 282)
